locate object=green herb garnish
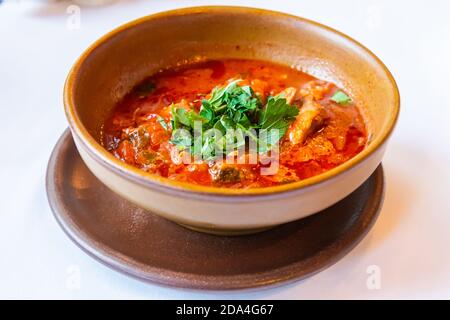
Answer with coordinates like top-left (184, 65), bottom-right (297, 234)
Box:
top-left (258, 95), bottom-right (299, 134)
top-left (156, 115), bottom-right (168, 131)
top-left (170, 80), bottom-right (299, 160)
top-left (331, 90), bottom-right (352, 105)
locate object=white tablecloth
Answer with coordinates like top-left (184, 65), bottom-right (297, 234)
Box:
top-left (1, 0), bottom-right (449, 299)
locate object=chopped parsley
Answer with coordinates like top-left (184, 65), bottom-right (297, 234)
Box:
top-left (331, 90), bottom-right (352, 105)
top-left (156, 115), bottom-right (169, 131)
top-left (170, 80), bottom-right (299, 160)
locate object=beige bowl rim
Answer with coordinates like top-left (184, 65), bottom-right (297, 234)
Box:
top-left (64, 5), bottom-right (400, 198)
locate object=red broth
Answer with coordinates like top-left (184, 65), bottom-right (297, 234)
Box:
top-left (102, 59), bottom-right (367, 188)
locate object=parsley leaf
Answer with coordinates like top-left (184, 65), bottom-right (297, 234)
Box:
top-left (169, 81), bottom-right (299, 160)
top-left (200, 80), bottom-right (261, 122)
top-left (331, 90), bottom-right (352, 105)
top-left (170, 128), bottom-right (191, 150)
top-left (156, 115), bottom-right (168, 131)
top-left (258, 95), bottom-right (299, 137)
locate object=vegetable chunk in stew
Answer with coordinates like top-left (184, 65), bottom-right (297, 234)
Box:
top-left (102, 59), bottom-right (367, 188)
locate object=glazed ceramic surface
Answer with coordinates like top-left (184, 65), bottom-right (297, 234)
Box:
top-left (64, 6), bottom-right (399, 234)
top-left (47, 130), bottom-right (385, 289)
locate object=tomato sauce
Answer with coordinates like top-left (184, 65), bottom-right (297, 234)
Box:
top-left (102, 59), bottom-right (367, 188)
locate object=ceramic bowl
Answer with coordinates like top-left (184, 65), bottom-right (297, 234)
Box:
top-left (64, 6), bottom-right (399, 235)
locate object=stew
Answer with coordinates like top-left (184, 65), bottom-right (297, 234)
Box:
top-left (102, 59), bottom-right (367, 188)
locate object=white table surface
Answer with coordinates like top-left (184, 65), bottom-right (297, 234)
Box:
top-left (1, 0), bottom-right (449, 300)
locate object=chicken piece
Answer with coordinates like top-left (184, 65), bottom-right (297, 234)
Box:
top-left (278, 87), bottom-right (297, 104)
top-left (287, 98), bottom-right (324, 145)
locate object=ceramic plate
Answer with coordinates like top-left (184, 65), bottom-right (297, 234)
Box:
top-left (46, 130), bottom-right (384, 290)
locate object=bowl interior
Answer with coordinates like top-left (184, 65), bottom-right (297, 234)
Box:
top-left (66, 6), bottom-right (399, 192)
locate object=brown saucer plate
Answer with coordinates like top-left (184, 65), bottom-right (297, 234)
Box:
top-left (46, 129), bottom-right (384, 290)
